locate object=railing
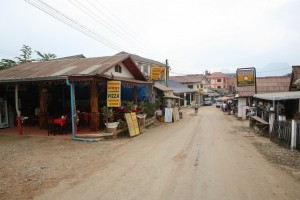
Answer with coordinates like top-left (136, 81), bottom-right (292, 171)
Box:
top-left (270, 120), bottom-right (292, 148)
top-left (297, 121), bottom-right (300, 151)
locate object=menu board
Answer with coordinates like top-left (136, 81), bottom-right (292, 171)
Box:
top-left (164, 108), bottom-right (173, 123)
top-left (125, 113), bottom-right (140, 137)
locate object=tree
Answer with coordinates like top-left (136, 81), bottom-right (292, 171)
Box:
top-left (16, 45), bottom-right (32, 64)
top-left (0, 59), bottom-right (17, 70)
top-left (35, 51), bottom-right (56, 61)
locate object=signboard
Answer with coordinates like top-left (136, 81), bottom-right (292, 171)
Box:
top-left (236, 68), bottom-right (255, 87)
top-left (125, 113), bottom-right (140, 137)
top-left (172, 107), bottom-right (178, 122)
top-left (150, 66), bottom-right (166, 81)
top-left (107, 81), bottom-right (121, 107)
top-left (164, 108), bottom-right (173, 123)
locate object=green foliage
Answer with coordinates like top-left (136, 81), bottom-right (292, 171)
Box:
top-left (117, 119), bottom-right (127, 130)
top-left (139, 98), bottom-right (162, 118)
top-left (35, 51), bottom-right (56, 61)
top-left (125, 101), bottom-right (135, 112)
top-left (102, 106), bottom-right (114, 122)
top-left (16, 45), bottom-right (32, 64)
top-left (0, 59), bottom-right (17, 70)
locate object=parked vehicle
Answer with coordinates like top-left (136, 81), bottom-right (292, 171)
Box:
top-left (203, 98), bottom-right (212, 106)
top-left (215, 99), bottom-right (223, 108)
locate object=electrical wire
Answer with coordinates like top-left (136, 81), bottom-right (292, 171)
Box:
top-left (25, 0), bottom-right (126, 52)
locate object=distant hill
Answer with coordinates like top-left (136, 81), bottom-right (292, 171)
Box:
top-left (256, 62), bottom-right (292, 77)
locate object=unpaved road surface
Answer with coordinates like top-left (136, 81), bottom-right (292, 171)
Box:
top-left (1, 106), bottom-right (300, 200)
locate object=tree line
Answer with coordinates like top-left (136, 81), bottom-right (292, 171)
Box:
top-left (0, 45), bottom-right (56, 70)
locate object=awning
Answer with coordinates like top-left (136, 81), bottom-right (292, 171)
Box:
top-left (253, 91), bottom-right (300, 101)
top-left (163, 94), bottom-right (181, 99)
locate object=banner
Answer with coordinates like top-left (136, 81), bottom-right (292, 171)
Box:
top-left (107, 81), bottom-right (121, 107)
top-left (236, 68), bottom-right (255, 87)
top-left (150, 66), bottom-right (166, 81)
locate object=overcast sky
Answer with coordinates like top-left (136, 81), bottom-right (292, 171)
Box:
top-left (1, 0), bottom-right (299, 76)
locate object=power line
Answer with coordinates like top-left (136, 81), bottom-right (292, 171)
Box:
top-left (25, 0), bottom-right (126, 52)
top-left (256, 67), bottom-right (292, 74)
top-left (68, 0), bottom-right (148, 55)
top-left (92, 0), bottom-right (165, 59)
top-left (0, 49), bottom-right (19, 57)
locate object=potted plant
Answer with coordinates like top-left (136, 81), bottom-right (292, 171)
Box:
top-left (103, 106), bottom-right (119, 130)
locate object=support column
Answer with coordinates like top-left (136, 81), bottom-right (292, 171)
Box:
top-left (15, 84), bottom-right (22, 135)
top-left (291, 120), bottom-right (297, 150)
top-left (133, 85), bottom-right (138, 104)
top-left (39, 83), bottom-right (47, 129)
top-left (90, 81), bottom-right (100, 131)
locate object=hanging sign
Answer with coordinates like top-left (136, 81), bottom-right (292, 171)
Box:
top-left (236, 68), bottom-right (255, 87)
top-left (151, 66), bottom-right (166, 81)
top-left (107, 81), bottom-right (121, 107)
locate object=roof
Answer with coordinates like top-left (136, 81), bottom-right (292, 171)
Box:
top-left (116, 51), bottom-right (165, 66)
top-left (53, 54), bottom-right (86, 60)
top-left (207, 72), bottom-right (228, 78)
top-left (237, 76), bottom-right (291, 97)
top-left (0, 55), bottom-right (147, 83)
top-left (291, 66), bottom-right (300, 90)
top-left (253, 91), bottom-right (300, 101)
top-left (166, 80), bottom-right (198, 94)
top-left (153, 82), bottom-right (173, 91)
top-left (170, 74), bottom-right (208, 83)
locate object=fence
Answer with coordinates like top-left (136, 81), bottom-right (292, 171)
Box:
top-left (270, 120), bottom-right (292, 148)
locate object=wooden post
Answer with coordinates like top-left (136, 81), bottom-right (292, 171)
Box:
top-left (291, 120), bottom-right (297, 150)
top-left (39, 83), bottom-right (48, 129)
top-left (133, 85), bottom-right (138, 104)
top-left (90, 81), bottom-right (100, 131)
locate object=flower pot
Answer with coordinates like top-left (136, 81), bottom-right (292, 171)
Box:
top-left (105, 122), bottom-right (119, 129)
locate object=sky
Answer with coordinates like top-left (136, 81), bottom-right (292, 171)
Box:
top-left (1, 0), bottom-right (300, 76)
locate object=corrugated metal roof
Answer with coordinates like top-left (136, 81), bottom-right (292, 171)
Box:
top-left (116, 51), bottom-right (165, 66)
top-left (0, 55), bottom-right (146, 83)
top-left (237, 76), bottom-right (291, 97)
top-left (253, 91), bottom-right (300, 101)
top-left (153, 82), bottom-right (173, 91)
top-left (166, 80), bottom-right (198, 94)
top-left (170, 74), bottom-right (206, 83)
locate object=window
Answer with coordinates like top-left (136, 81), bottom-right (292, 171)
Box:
top-left (115, 64), bottom-right (122, 73)
top-left (142, 64), bottom-right (149, 76)
top-left (217, 86), bottom-right (221, 89)
top-left (188, 85), bottom-right (193, 89)
top-left (217, 79), bottom-right (222, 83)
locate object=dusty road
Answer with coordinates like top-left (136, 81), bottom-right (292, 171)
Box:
top-left (35, 106), bottom-right (300, 200)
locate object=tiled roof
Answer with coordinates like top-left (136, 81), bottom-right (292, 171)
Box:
top-left (237, 76), bottom-right (291, 97)
top-left (170, 74), bottom-right (206, 83)
top-left (207, 72), bottom-right (228, 78)
top-left (0, 55), bottom-right (146, 83)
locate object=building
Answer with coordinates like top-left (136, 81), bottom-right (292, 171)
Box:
top-left (206, 72), bottom-right (229, 90)
top-left (170, 74), bottom-right (210, 105)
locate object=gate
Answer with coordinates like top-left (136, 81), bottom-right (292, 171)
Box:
top-left (270, 120), bottom-right (292, 148)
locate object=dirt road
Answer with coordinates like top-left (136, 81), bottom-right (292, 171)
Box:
top-left (34, 107), bottom-right (300, 200)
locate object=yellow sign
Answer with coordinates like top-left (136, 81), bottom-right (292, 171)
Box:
top-left (151, 66), bottom-right (166, 81)
top-left (107, 81), bottom-right (121, 107)
top-left (236, 69), bottom-right (255, 87)
top-left (125, 113), bottom-right (140, 137)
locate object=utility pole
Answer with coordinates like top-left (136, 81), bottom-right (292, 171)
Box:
top-left (166, 59), bottom-right (169, 87)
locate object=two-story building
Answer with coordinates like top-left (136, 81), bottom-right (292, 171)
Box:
top-left (206, 72), bottom-right (229, 90)
top-left (170, 74), bottom-right (210, 106)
